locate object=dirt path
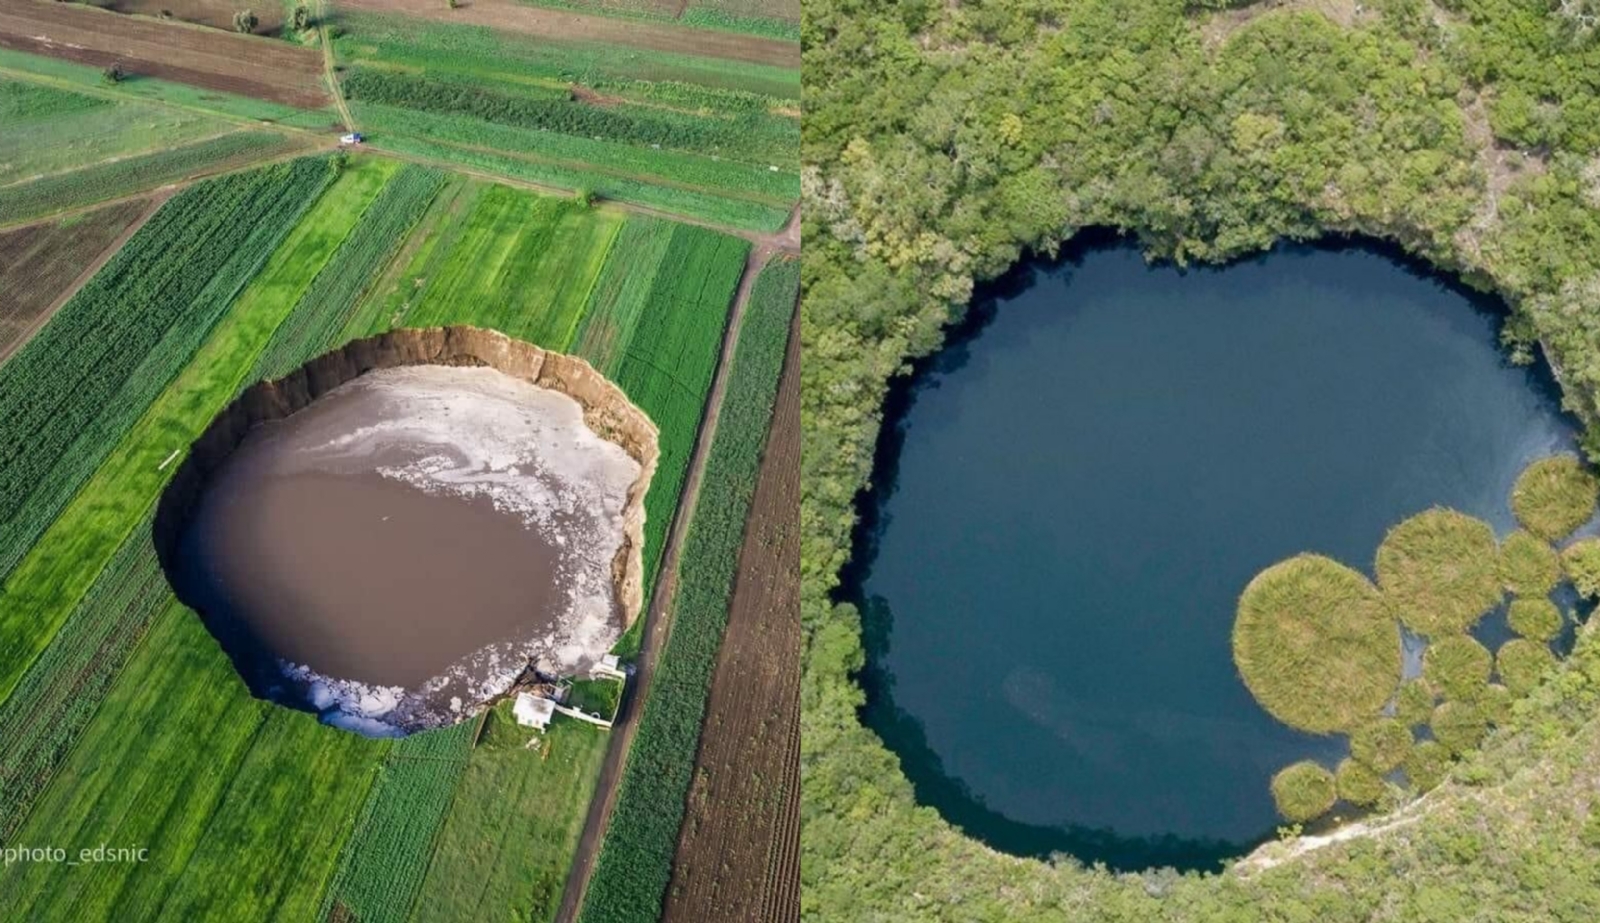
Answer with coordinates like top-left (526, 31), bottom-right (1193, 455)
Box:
top-left (661, 306), bottom-right (799, 923)
top-left (314, 0), bottom-right (355, 131)
top-left (554, 241), bottom-right (781, 923)
top-left (336, 0), bottom-right (799, 70)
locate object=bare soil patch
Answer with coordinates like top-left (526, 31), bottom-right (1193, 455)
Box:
top-left (336, 0), bottom-right (799, 69)
top-left (662, 309), bottom-right (799, 923)
top-left (0, 197), bottom-right (154, 363)
top-left (95, 0), bottom-right (286, 35)
top-left (0, 1), bottom-right (326, 108)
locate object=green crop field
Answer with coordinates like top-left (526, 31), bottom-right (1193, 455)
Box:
top-left (328, 10), bottom-right (797, 230)
top-left (0, 79), bottom-right (234, 187)
top-left (580, 256), bottom-right (797, 923)
top-left (0, 141), bottom-right (774, 923)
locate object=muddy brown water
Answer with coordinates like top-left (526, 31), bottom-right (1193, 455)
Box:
top-left (168, 365), bottom-right (639, 736)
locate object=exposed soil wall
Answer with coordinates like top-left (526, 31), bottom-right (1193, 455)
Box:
top-left (154, 326), bottom-right (660, 628)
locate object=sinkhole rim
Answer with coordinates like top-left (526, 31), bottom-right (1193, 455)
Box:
top-left (836, 231), bottom-right (1587, 875)
top-left (151, 325), bottom-right (660, 735)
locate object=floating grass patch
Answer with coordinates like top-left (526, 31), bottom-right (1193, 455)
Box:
top-left (1334, 758), bottom-right (1386, 807)
top-left (1404, 739), bottom-right (1452, 792)
top-left (1232, 554), bottom-right (1401, 734)
top-left (1497, 638), bottom-right (1558, 695)
top-left (1270, 760), bottom-right (1337, 823)
top-left (1349, 717), bottom-right (1412, 773)
top-left (1562, 537), bottom-right (1600, 599)
top-left (1421, 635), bottom-right (1492, 701)
top-left (1393, 677), bottom-right (1436, 727)
top-left (1374, 508), bottom-right (1501, 637)
top-left (1499, 529), bottom-right (1560, 597)
top-left (1477, 683), bottom-right (1513, 725)
top-left (1507, 598), bottom-right (1563, 642)
top-left (1510, 454), bottom-right (1599, 542)
top-left (1429, 700), bottom-right (1488, 755)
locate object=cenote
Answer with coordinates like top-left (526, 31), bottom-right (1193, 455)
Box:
top-left (156, 331), bottom-right (655, 737)
top-left (845, 236), bottom-right (1581, 871)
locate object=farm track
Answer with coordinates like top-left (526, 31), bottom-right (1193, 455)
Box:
top-left (661, 306), bottom-right (800, 923)
top-left (336, 0), bottom-right (799, 69)
top-left (555, 234), bottom-right (780, 923)
top-left (0, 195), bottom-right (160, 364)
top-left (0, 0), bottom-right (327, 107)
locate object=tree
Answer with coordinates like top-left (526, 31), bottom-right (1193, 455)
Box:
top-left (290, 4), bottom-right (309, 30)
top-left (573, 187), bottom-right (596, 208)
top-left (232, 9), bottom-right (257, 33)
top-left (100, 63), bottom-right (123, 85)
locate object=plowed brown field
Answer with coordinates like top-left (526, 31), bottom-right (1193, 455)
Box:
top-left (661, 309), bottom-right (799, 923)
top-left (0, 1), bottom-right (326, 108)
top-left (0, 197), bottom-right (156, 363)
top-left (336, 0), bottom-right (800, 69)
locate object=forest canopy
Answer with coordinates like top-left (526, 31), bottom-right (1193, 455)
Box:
top-left (802, 0), bottom-right (1600, 919)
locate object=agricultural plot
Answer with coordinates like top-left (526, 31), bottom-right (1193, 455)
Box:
top-left (329, 7), bottom-right (797, 229)
top-left (0, 130), bottom-right (305, 225)
top-left (0, 147), bottom-right (764, 923)
top-left (93, 0), bottom-right (286, 35)
top-left (0, 79), bottom-right (233, 187)
top-left (0, 1), bottom-right (328, 108)
top-left (0, 198), bottom-right (153, 360)
top-left (580, 256), bottom-right (797, 923)
top-left (663, 262), bottom-right (800, 923)
top-left (408, 710), bottom-right (610, 923)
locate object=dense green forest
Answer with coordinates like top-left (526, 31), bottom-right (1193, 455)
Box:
top-left (801, 0), bottom-right (1600, 918)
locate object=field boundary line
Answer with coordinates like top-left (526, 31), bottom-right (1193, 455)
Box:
top-left (0, 192), bottom-right (167, 367)
top-left (0, 129), bottom-right (247, 192)
top-left (315, 0), bottom-right (355, 131)
top-left (0, 140), bottom-right (332, 234)
top-left (554, 240), bottom-right (773, 923)
top-left (0, 64), bottom-right (327, 140)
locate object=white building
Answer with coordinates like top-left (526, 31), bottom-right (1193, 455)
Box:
top-left (513, 692), bottom-right (555, 731)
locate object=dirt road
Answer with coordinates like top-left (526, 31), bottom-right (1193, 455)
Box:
top-left (553, 235), bottom-right (786, 923)
top-left (661, 305), bottom-right (799, 923)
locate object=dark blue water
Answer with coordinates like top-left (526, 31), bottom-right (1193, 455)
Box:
top-left (848, 239), bottom-right (1578, 871)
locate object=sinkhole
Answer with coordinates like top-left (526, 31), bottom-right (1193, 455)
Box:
top-left (154, 327), bottom-right (658, 737)
top-left (843, 235), bottom-right (1589, 871)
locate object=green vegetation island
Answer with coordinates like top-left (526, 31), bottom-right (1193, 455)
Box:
top-left (802, 0), bottom-right (1600, 919)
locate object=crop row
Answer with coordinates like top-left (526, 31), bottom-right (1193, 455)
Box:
top-left (0, 157), bottom-right (335, 590)
top-left (363, 129), bottom-right (789, 231)
top-left (573, 217), bottom-right (679, 369)
top-left (0, 130), bottom-right (299, 225)
top-left (342, 69), bottom-right (796, 168)
top-left (332, 12), bottom-right (798, 101)
top-left (607, 225), bottom-right (751, 612)
top-left (352, 102), bottom-right (797, 203)
top-left (319, 722), bottom-right (476, 923)
top-left (0, 523), bottom-right (168, 840)
top-left (579, 257), bottom-right (798, 923)
top-left (249, 164), bottom-right (447, 382)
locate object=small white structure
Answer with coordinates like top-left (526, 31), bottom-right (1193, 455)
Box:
top-left (513, 692), bottom-right (555, 731)
top-left (340, 132), bottom-right (364, 145)
top-left (593, 654), bottom-right (626, 680)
